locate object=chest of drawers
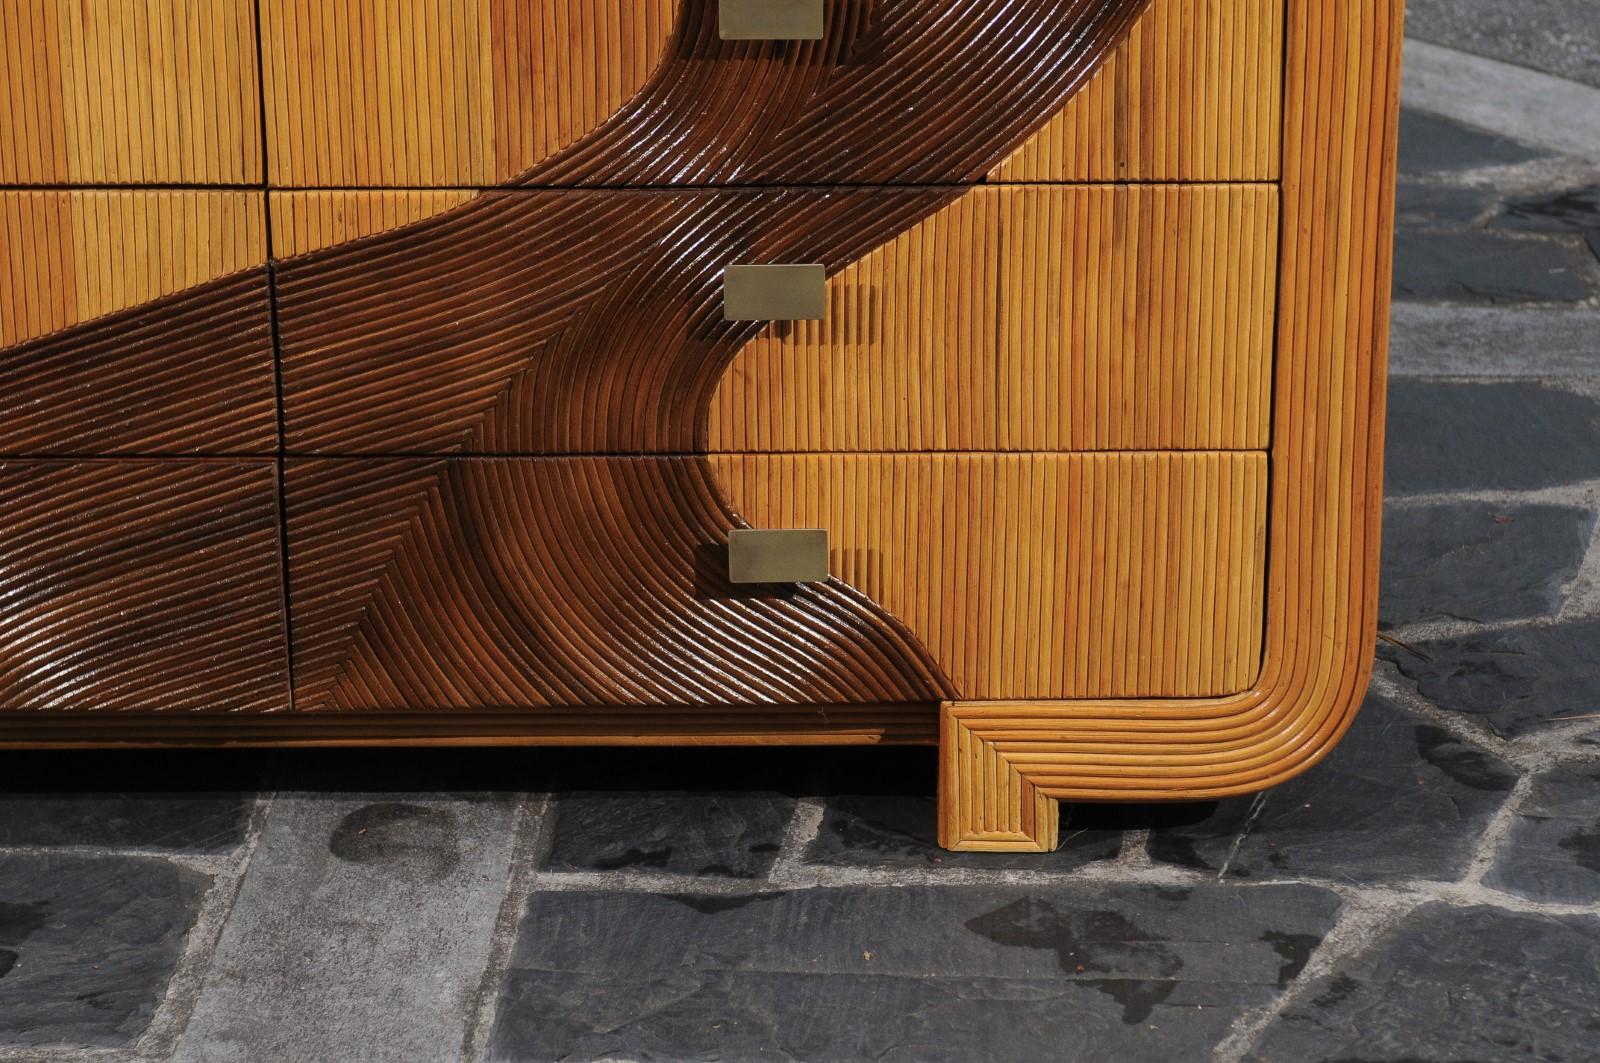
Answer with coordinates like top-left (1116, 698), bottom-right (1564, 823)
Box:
top-left (0, 0), bottom-right (1401, 851)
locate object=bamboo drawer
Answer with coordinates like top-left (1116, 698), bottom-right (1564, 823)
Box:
top-left (270, 184), bottom-right (1276, 454)
top-left (282, 452), bottom-right (1264, 710)
top-left (2, 0), bottom-right (1277, 187)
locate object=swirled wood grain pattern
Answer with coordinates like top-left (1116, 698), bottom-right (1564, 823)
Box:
top-left (0, 461), bottom-right (289, 712)
top-left (0, 271), bottom-right (275, 456)
top-left (522, 0), bottom-right (1149, 186)
top-left (0, 192), bottom-right (273, 455)
top-left (271, 0), bottom-right (1151, 709)
top-left (286, 458), bottom-right (953, 710)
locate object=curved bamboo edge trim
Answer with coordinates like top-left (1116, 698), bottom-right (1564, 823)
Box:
top-left (939, 0), bottom-right (1404, 852)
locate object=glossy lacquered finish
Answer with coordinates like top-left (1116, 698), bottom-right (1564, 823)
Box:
top-left (0, 0), bottom-right (1397, 854)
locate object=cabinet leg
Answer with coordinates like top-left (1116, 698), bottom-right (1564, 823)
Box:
top-left (937, 704), bottom-right (1061, 852)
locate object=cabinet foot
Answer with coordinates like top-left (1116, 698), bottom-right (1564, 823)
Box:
top-left (937, 705), bottom-right (1061, 852)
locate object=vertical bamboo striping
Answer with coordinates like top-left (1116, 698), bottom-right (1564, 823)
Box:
top-left (942, 0), bottom-right (1403, 850)
top-left (260, 0), bottom-right (680, 187)
top-left (991, 0), bottom-right (1283, 181)
top-left (269, 191), bottom-right (479, 256)
top-left (0, 0), bottom-right (262, 184)
top-left (708, 184), bottom-right (1277, 454)
top-left (0, 191), bottom-right (266, 346)
top-left (711, 452), bottom-right (1267, 699)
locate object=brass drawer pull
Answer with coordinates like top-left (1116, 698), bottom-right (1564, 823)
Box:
top-left (723, 263), bottom-right (826, 321)
top-left (727, 529), bottom-right (830, 584)
top-left (719, 0), bottom-right (824, 41)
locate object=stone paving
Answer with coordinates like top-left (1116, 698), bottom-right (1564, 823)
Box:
top-left (3, 43), bottom-right (1600, 1063)
top-left (1408, 0), bottom-right (1600, 89)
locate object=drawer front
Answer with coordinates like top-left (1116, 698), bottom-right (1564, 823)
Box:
top-left (0, 191), bottom-right (275, 454)
top-left (278, 184), bottom-right (1276, 455)
top-left (3, 0), bottom-right (1269, 188)
top-left (711, 183), bottom-right (1278, 454)
top-left (0, 460), bottom-right (290, 712)
top-left (285, 452), bottom-right (1262, 709)
top-left (242, 0), bottom-right (1154, 188)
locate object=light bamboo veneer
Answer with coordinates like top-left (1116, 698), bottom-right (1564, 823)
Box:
top-left (0, 0), bottom-right (262, 185)
top-left (260, 0), bottom-right (680, 187)
top-left (712, 452), bottom-right (1267, 700)
top-left (992, 0), bottom-right (1282, 182)
top-left (270, 191), bottom-right (479, 257)
top-left (710, 183), bottom-right (1277, 453)
top-left (0, 191), bottom-right (266, 346)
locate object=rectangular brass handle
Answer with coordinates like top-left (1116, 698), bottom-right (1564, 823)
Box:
top-left (727, 529), bottom-right (830, 584)
top-left (723, 263), bottom-right (826, 321)
top-left (719, 0), bottom-right (824, 40)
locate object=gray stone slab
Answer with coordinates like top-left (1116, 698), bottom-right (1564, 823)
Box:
top-left (1495, 184), bottom-right (1600, 232)
top-left (1397, 109), bottom-right (1547, 174)
top-left (1395, 180), bottom-right (1497, 226)
top-left (1380, 502), bottom-right (1595, 626)
top-left (1379, 619), bottom-right (1600, 738)
top-left (1493, 183), bottom-right (1600, 260)
top-left (172, 793), bottom-right (520, 1063)
top-left (1247, 904), bottom-right (1600, 1063)
top-left (1146, 694), bottom-right (1517, 883)
top-left (0, 854), bottom-right (207, 1050)
top-left (1407, 0), bottom-right (1600, 89)
top-left (544, 791), bottom-right (794, 879)
top-left (805, 793), bottom-right (1126, 870)
top-left (1388, 303), bottom-right (1600, 377)
top-left (1484, 764), bottom-right (1600, 904)
top-left (1403, 40), bottom-right (1600, 164)
top-left (1393, 228), bottom-right (1596, 303)
top-left (1384, 380), bottom-right (1600, 494)
top-left (0, 794), bottom-right (250, 854)
top-left (488, 883), bottom-right (1342, 1063)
